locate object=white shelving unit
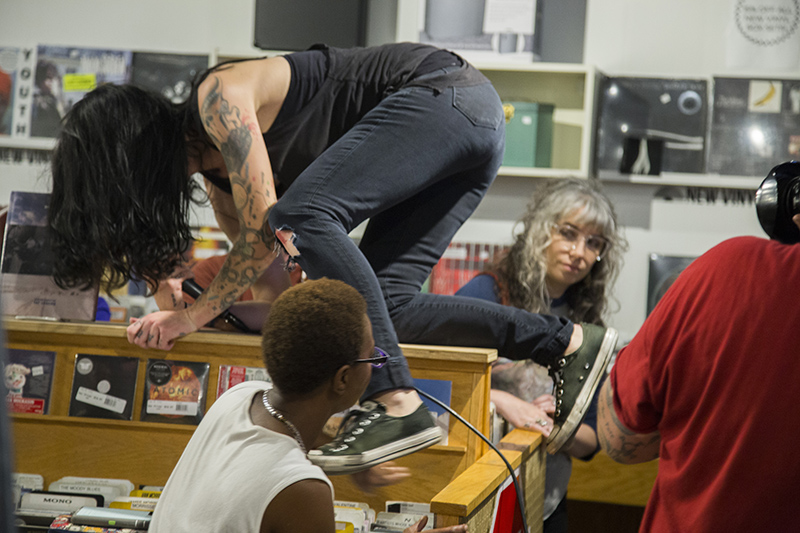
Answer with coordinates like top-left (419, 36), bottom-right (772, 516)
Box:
top-left (473, 61), bottom-right (598, 180)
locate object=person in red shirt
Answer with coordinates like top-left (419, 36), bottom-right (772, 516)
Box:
top-left (598, 162), bottom-right (800, 532)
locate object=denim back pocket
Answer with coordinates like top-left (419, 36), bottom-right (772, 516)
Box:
top-left (453, 83), bottom-right (504, 130)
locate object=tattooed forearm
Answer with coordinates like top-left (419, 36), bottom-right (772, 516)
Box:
top-left (598, 379), bottom-right (661, 464)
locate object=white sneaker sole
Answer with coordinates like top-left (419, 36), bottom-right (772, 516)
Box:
top-left (546, 327), bottom-right (618, 454)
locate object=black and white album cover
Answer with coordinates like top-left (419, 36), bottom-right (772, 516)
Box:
top-left (596, 77), bottom-right (708, 177)
top-left (68, 354), bottom-right (139, 421)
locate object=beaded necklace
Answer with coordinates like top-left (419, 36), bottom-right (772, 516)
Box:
top-left (261, 389), bottom-right (307, 454)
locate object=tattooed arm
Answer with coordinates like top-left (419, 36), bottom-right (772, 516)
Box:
top-left (597, 377), bottom-right (661, 464)
top-left (126, 58), bottom-right (290, 350)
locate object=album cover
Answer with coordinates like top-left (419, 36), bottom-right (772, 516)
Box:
top-left (140, 359), bottom-right (209, 425)
top-left (69, 354), bottom-right (139, 421)
top-left (216, 365), bottom-right (271, 398)
top-left (0, 191), bottom-right (99, 321)
top-left (647, 254), bottom-right (697, 316)
top-left (596, 76), bottom-right (708, 177)
top-left (412, 378), bottom-right (452, 445)
top-left (30, 45), bottom-right (132, 138)
top-left (4, 348), bottom-right (56, 414)
top-left (131, 52), bottom-right (208, 104)
top-left (707, 77), bottom-right (800, 177)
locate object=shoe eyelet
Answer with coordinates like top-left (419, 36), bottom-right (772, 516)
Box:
top-left (555, 409), bottom-right (561, 417)
top-left (579, 375), bottom-right (584, 382)
top-left (556, 399), bottom-right (562, 407)
top-left (556, 389), bottom-right (563, 397)
top-left (369, 413), bottom-right (380, 420)
top-left (353, 428), bottom-right (364, 435)
top-left (557, 379), bottom-right (564, 387)
top-left (344, 436), bottom-right (355, 443)
top-left (359, 420), bottom-right (371, 426)
top-left (335, 444), bottom-right (349, 452)
top-left (558, 358), bottom-right (567, 368)
top-left (584, 363), bottom-right (590, 370)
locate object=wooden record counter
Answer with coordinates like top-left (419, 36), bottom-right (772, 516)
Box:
top-left (6, 317), bottom-right (536, 523)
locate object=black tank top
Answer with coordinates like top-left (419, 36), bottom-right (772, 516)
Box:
top-left (196, 43), bottom-right (488, 197)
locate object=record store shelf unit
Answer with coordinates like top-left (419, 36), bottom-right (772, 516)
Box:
top-left (473, 61), bottom-right (599, 180)
top-left (5, 318), bottom-right (500, 514)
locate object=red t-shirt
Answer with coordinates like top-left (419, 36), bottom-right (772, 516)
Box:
top-left (611, 236), bottom-right (800, 532)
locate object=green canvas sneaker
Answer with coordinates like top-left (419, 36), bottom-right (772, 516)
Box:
top-left (546, 323), bottom-right (618, 454)
top-left (307, 401), bottom-right (443, 475)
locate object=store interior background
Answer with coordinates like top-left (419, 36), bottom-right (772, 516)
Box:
top-left (0, 0), bottom-right (778, 345)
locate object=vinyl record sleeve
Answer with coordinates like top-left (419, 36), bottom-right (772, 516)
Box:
top-left (647, 254), bottom-right (697, 316)
top-left (596, 76), bottom-right (708, 176)
top-left (4, 348), bottom-right (56, 414)
top-left (69, 354), bottom-right (139, 420)
top-left (140, 359), bottom-right (209, 425)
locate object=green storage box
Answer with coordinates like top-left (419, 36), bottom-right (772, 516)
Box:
top-left (502, 101), bottom-right (554, 168)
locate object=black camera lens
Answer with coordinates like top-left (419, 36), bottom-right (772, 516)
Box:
top-left (756, 161), bottom-right (800, 244)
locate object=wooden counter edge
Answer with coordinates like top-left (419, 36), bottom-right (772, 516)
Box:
top-left (430, 428), bottom-right (543, 517)
top-left (3, 318), bottom-right (497, 363)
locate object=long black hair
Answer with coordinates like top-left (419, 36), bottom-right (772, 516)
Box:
top-left (49, 83), bottom-right (204, 293)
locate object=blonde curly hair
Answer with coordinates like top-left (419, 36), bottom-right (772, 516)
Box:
top-left (491, 179), bottom-right (627, 326)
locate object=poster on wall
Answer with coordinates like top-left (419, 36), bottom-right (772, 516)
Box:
top-left (707, 76), bottom-right (800, 177)
top-left (726, 0), bottom-right (800, 70)
top-left (131, 52), bottom-right (208, 104)
top-left (0, 47), bottom-right (35, 140)
top-left (30, 45), bottom-right (132, 138)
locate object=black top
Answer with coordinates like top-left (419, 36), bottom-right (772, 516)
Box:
top-left (195, 43), bottom-right (488, 196)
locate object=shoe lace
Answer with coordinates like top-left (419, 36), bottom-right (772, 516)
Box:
top-left (328, 403), bottom-right (385, 446)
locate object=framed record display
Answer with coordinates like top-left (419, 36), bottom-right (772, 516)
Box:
top-left (68, 354), bottom-right (139, 421)
top-left (707, 76), bottom-right (800, 177)
top-left (596, 76), bottom-right (708, 178)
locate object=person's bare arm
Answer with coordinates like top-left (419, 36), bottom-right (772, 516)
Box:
top-left (260, 479), bottom-right (335, 533)
top-left (597, 378), bottom-right (660, 464)
top-left (188, 70), bottom-right (279, 327)
top-left (126, 60), bottom-right (289, 350)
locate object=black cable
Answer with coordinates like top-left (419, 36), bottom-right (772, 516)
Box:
top-left (181, 279), bottom-right (260, 334)
top-left (414, 387), bottom-right (529, 533)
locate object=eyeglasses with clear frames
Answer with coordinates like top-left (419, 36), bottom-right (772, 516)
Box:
top-left (553, 223), bottom-right (610, 260)
top-left (351, 347), bottom-right (389, 368)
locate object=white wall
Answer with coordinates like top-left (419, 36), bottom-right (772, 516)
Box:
top-left (0, 0), bottom-right (786, 339)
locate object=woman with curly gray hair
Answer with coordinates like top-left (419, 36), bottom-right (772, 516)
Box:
top-left (456, 177), bottom-right (627, 533)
